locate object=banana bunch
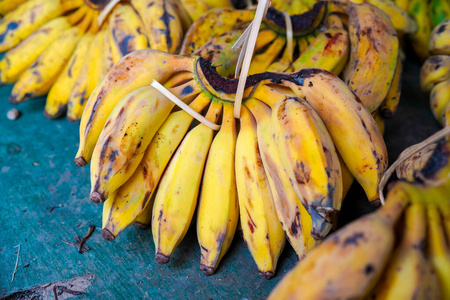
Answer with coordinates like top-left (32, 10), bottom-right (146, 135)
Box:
top-left (75, 49), bottom-right (387, 277)
top-left (0, 0), bottom-right (233, 122)
top-left (392, 0), bottom-right (450, 60)
top-left (182, 0), bottom-right (411, 132)
top-left (420, 19), bottom-right (450, 127)
top-left (269, 136), bottom-right (450, 299)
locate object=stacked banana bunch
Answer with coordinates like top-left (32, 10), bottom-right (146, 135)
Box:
top-left (182, 0), bottom-right (416, 131)
top-left (73, 47), bottom-right (387, 278)
top-left (0, 0), bottom-right (233, 121)
top-left (420, 19), bottom-right (450, 127)
top-left (392, 0), bottom-right (450, 60)
top-left (269, 136), bottom-right (450, 299)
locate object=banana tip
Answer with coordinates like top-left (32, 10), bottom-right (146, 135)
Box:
top-left (381, 109), bottom-right (393, 119)
top-left (134, 221), bottom-right (149, 230)
top-left (66, 116), bottom-right (78, 123)
top-left (155, 253), bottom-right (170, 265)
top-left (101, 228), bottom-right (115, 241)
top-left (90, 191), bottom-right (105, 204)
top-left (370, 198), bottom-right (381, 207)
top-left (74, 156), bottom-right (87, 167)
top-left (199, 264), bottom-right (215, 276)
top-left (258, 271), bottom-right (275, 280)
top-left (9, 95), bottom-right (19, 104)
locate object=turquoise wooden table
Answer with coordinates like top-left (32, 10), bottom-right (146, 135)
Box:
top-left (0, 59), bottom-right (440, 299)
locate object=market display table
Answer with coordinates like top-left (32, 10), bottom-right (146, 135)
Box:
top-left (0, 60), bottom-right (440, 299)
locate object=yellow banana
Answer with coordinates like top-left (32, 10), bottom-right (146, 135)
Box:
top-left (427, 204), bottom-right (450, 299)
top-left (271, 97), bottom-right (343, 239)
top-left (0, 17), bottom-right (70, 84)
top-left (235, 106), bottom-right (286, 279)
top-left (380, 55), bottom-right (402, 118)
top-left (291, 27), bottom-right (349, 75)
top-left (133, 194), bottom-right (154, 230)
top-left (343, 2), bottom-right (399, 113)
top-left (108, 4), bottom-right (149, 63)
top-left (89, 80), bottom-right (201, 204)
top-left (245, 97), bottom-right (317, 258)
top-left (66, 30), bottom-right (104, 122)
top-left (75, 50), bottom-right (196, 167)
top-left (179, 0), bottom-right (210, 21)
top-left (193, 30), bottom-right (242, 78)
top-left (408, 0), bottom-right (432, 60)
top-left (370, 201), bottom-right (428, 299)
top-left (101, 92), bottom-right (211, 240)
top-left (372, 108), bottom-right (385, 135)
top-left (280, 69), bottom-right (388, 205)
top-left (45, 32), bottom-right (94, 119)
top-left (249, 36), bottom-right (286, 75)
top-left (0, 0), bottom-right (28, 16)
top-left (420, 55), bottom-right (450, 93)
top-left (197, 103), bottom-right (239, 275)
top-left (363, 0), bottom-right (417, 34)
top-left (152, 101), bottom-right (222, 264)
top-left (9, 26), bottom-right (82, 104)
top-left (180, 8), bottom-right (254, 55)
top-left (268, 184), bottom-right (409, 299)
top-left (0, 0), bottom-right (63, 52)
top-left (130, 0), bottom-right (182, 54)
top-left (429, 19), bottom-right (450, 55)
top-left (430, 79), bottom-right (450, 126)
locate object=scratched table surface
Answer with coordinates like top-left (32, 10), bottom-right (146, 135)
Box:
top-left (0, 56), bottom-right (440, 299)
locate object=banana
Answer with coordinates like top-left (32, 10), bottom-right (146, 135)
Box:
top-left (291, 27), bottom-right (349, 75)
top-left (427, 204), bottom-right (450, 299)
top-left (249, 36), bottom-right (286, 75)
top-left (130, 0), bottom-right (182, 54)
top-left (197, 103), bottom-right (239, 275)
top-left (380, 56), bottom-right (402, 118)
top-left (278, 69), bottom-right (388, 205)
top-left (429, 19), bottom-right (450, 55)
top-left (430, 79), bottom-right (450, 126)
top-left (429, 0), bottom-right (450, 29)
top-left (338, 153), bottom-right (354, 199)
top-left (193, 30), bottom-right (243, 78)
top-left (0, 17), bottom-right (70, 84)
top-left (0, 0), bottom-right (63, 52)
top-left (152, 101), bottom-right (222, 264)
top-left (372, 108), bottom-right (385, 135)
top-left (67, 5), bottom-right (88, 26)
top-left (108, 4), bottom-right (149, 63)
top-left (235, 106), bottom-right (286, 279)
top-left (67, 30), bottom-right (104, 122)
top-left (268, 184), bottom-right (409, 299)
top-left (343, 2), bottom-right (399, 113)
top-left (179, 0), bottom-right (210, 22)
top-left (45, 32), bottom-right (94, 119)
top-left (9, 26), bottom-right (82, 104)
top-left (364, 0), bottom-right (417, 34)
top-left (369, 201), bottom-right (428, 299)
top-left (133, 194), bottom-right (155, 230)
top-left (101, 21), bottom-right (115, 76)
top-left (245, 97), bottom-right (317, 258)
top-left (407, 0), bottom-right (432, 60)
top-left (271, 97), bottom-right (343, 240)
top-left (61, 0), bottom-right (85, 13)
top-left (101, 92), bottom-right (211, 240)
top-left (89, 80), bottom-right (201, 204)
top-left (166, 0), bottom-right (193, 32)
top-left (0, 0), bottom-right (28, 16)
top-left (180, 8), bottom-right (254, 55)
top-left (420, 55), bottom-right (450, 93)
top-left (75, 50), bottom-right (196, 167)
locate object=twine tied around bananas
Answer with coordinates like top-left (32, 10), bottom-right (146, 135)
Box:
top-left (379, 126), bottom-right (450, 205)
top-left (97, 0), bottom-right (121, 26)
